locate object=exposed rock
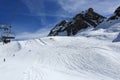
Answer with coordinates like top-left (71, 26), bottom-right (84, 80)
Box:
top-left (48, 20), bottom-right (67, 36)
top-left (115, 6), bottom-right (120, 16)
top-left (48, 8), bottom-right (105, 36)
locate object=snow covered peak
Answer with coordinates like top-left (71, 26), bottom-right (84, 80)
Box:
top-left (48, 7), bottom-right (120, 43)
top-left (48, 8), bottom-right (105, 36)
top-left (76, 17), bottom-right (120, 42)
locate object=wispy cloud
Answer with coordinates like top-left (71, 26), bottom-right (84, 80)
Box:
top-left (21, 12), bottom-right (71, 18)
top-left (21, 0), bottom-right (120, 17)
top-left (21, 0), bottom-right (45, 14)
top-left (57, 0), bottom-right (120, 15)
top-left (21, 0), bottom-right (48, 25)
top-left (58, 0), bottom-right (86, 13)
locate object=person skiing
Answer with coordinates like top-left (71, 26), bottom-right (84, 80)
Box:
top-left (3, 58), bottom-right (5, 62)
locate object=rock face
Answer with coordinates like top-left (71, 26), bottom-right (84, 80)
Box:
top-left (48, 8), bottom-right (105, 36)
top-left (108, 6), bottom-right (120, 21)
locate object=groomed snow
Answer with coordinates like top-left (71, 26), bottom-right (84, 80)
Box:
top-left (0, 36), bottom-right (120, 80)
top-left (0, 18), bottom-right (120, 80)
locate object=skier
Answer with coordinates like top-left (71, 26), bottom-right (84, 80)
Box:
top-left (3, 58), bottom-right (5, 62)
top-left (13, 54), bottom-right (15, 57)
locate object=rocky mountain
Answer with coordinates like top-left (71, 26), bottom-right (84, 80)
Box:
top-left (108, 6), bottom-right (120, 21)
top-left (48, 8), bottom-right (105, 36)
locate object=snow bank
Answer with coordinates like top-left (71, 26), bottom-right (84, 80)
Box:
top-left (0, 36), bottom-right (120, 80)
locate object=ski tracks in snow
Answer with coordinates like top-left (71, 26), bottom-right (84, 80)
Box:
top-left (23, 66), bottom-right (46, 80)
top-left (38, 39), bottom-right (47, 45)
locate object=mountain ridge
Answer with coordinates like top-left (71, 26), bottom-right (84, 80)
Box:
top-left (48, 6), bottom-right (120, 36)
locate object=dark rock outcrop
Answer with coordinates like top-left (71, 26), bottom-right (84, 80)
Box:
top-left (115, 6), bottom-right (120, 16)
top-left (48, 20), bottom-right (67, 36)
top-left (48, 8), bottom-right (105, 36)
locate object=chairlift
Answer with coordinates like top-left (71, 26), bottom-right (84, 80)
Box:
top-left (0, 25), bottom-right (15, 44)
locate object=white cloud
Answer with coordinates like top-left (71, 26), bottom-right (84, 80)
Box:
top-left (22, 12), bottom-right (71, 18)
top-left (58, 0), bottom-right (86, 12)
top-left (21, 0), bottom-right (45, 14)
top-left (22, 0), bottom-right (120, 16)
top-left (16, 27), bottom-right (51, 40)
top-left (21, 0), bottom-right (71, 25)
top-left (57, 0), bottom-right (120, 15)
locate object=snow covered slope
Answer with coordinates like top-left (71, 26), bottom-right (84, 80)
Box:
top-left (0, 35), bottom-right (120, 80)
top-left (77, 18), bottom-right (120, 42)
top-left (0, 13), bottom-right (120, 80)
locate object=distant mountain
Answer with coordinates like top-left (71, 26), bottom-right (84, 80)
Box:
top-left (48, 8), bottom-right (105, 36)
top-left (108, 6), bottom-right (120, 21)
top-left (75, 6), bottom-right (120, 42)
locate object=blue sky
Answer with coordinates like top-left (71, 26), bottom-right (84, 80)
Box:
top-left (0, 0), bottom-right (120, 39)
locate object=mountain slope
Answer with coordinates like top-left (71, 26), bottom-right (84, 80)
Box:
top-left (76, 6), bottom-right (120, 42)
top-left (48, 8), bottom-right (105, 36)
top-left (77, 18), bottom-right (120, 41)
top-left (0, 35), bottom-right (120, 80)
top-left (48, 6), bottom-right (120, 37)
